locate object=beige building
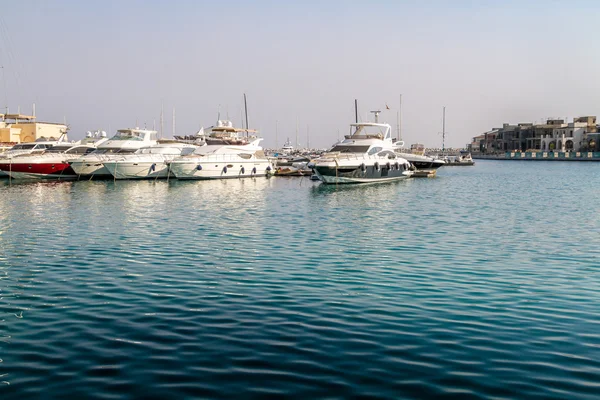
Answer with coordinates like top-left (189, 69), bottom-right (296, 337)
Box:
top-left (0, 113), bottom-right (68, 144)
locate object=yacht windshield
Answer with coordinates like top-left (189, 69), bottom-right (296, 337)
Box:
top-left (11, 144), bottom-right (36, 150)
top-left (110, 131), bottom-right (145, 141)
top-left (46, 145), bottom-right (73, 153)
top-left (329, 145), bottom-right (370, 153)
top-left (351, 125), bottom-right (388, 138)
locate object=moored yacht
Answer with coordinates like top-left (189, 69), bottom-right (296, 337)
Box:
top-left (69, 128), bottom-right (158, 178)
top-left (169, 138), bottom-right (273, 180)
top-left (310, 111), bottom-right (413, 184)
top-left (393, 142), bottom-right (445, 170)
top-left (103, 140), bottom-right (199, 179)
top-left (0, 143), bottom-right (97, 179)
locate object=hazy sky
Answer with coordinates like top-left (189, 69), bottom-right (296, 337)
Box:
top-left (2, 0), bottom-right (600, 148)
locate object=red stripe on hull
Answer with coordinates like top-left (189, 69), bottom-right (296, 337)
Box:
top-left (0, 162), bottom-right (76, 178)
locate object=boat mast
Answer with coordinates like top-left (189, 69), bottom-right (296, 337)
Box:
top-left (307, 125), bottom-right (310, 149)
top-left (244, 93), bottom-right (249, 138)
top-left (397, 94), bottom-right (402, 141)
top-left (295, 117), bottom-right (299, 148)
top-left (442, 106), bottom-right (446, 152)
top-left (160, 102), bottom-right (164, 138)
top-left (275, 120), bottom-right (278, 148)
top-left (172, 107), bottom-right (176, 137)
top-left (355, 99), bottom-right (358, 123)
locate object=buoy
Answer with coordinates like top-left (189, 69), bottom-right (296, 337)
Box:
top-left (252, 167), bottom-right (257, 175)
top-left (222, 166), bottom-right (228, 173)
top-left (196, 165), bottom-right (202, 170)
top-left (360, 163), bottom-right (366, 172)
top-left (240, 167), bottom-right (245, 174)
top-left (374, 162), bottom-right (380, 171)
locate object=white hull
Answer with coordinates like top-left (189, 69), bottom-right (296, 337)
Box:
top-left (5, 171), bottom-right (76, 180)
top-left (318, 171), bottom-right (413, 184)
top-left (170, 159), bottom-right (273, 180)
top-left (103, 161), bottom-right (170, 179)
top-left (69, 161), bottom-right (111, 177)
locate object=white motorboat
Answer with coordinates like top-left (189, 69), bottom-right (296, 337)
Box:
top-left (0, 134), bottom-right (70, 177)
top-left (0, 143), bottom-right (98, 179)
top-left (393, 142), bottom-right (445, 170)
top-left (169, 138), bottom-right (273, 180)
top-left (69, 128), bottom-right (158, 178)
top-left (310, 111), bottom-right (413, 184)
top-left (103, 140), bottom-right (199, 179)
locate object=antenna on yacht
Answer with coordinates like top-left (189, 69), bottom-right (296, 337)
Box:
top-left (172, 107), bottom-right (176, 136)
top-left (243, 93), bottom-right (249, 138)
top-left (307, 125), bottom-right (310, 149)
top-left (370, 110), bottom-right (381, 123)
top-left (295, 117), bottom-right (299, 148)
top-left (355, 99), bottom-right (358, 123)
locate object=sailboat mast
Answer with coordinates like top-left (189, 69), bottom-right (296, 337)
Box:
top-left (355, 99), bottom-right (358, 123)
top-left (275, 120), bottom-right (278, 149)
top-left (243, 93), bottom-right (249, 138)
top-left (172, 107), bottom-right (176, 137)
top-left (442, 106), bottom-right (446, 152)
top-left (160, 102), bottom-right (164, 139)
top-left (295, 118), bottom-right (299, 148)
top-left (398, 94), bottom-right (402, 141)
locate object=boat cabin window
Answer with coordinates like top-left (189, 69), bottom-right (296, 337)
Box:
top-left (65, 146), bottom-right (95, 154)
top-left (180, 147), bottom-right (196, 156)
top-left (367, 146), bottom-right (383, 155)
top-left (11, 143), bottom-right (37, 150)
top-left (46, 145), bottom-right (73, 153)
top-left (111, 131), bottom-right (154, 141)
top-left (329, 145), bottom-right (370, 153)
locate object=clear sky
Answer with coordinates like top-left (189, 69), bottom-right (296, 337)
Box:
top-left (1, 0), bottom-right (600, 148)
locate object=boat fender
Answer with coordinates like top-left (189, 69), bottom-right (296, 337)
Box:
top-left (222, 166), bottom-right (228, 174)
top-left (196, 165), bottom-right (202, 170)
top-left (307, 162), bottom-right (315, 169)
top-left (150, 163), bottom-right (156, 172)
top-left (240, 167), bottom-right (245, 174)
top-left (266, 166), bottom-right (272, 171)
top-left (252, 167), bottom-right (257, 175)
top-left (394, 162), bottom-right (399, 170)
top-left (374, 162), bottom-right (380, 171)
top-left (360, 163), bottom-right (366, 172)
top-left (386, 162), bottom-right (391, 170)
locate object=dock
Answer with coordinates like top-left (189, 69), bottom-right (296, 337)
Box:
top-left (412, 169), bottom-right (437, 178)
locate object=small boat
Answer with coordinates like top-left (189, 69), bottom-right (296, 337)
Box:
top-left (69, 128), bottom-right (158, 178)
top-left (103, 140), bottom-right (199, 179)
top-left (310, 110), bottom-right (413, 184)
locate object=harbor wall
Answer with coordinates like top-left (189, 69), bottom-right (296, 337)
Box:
top-left (473, 151), bottom-right (600, 161)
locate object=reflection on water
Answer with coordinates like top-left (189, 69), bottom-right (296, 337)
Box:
top-left (1, 165), bottom-right (600, 399)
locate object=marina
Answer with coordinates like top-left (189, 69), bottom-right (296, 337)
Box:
top-left (3, 1), bottom-right (600, 398)
top-left (2, 162), bottom-right (600, 399)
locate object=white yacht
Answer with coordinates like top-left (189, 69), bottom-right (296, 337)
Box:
top-left (69, 128), bottom-right (158, 178)
top-left (281, 138), bottom-right (294, 154)
top-left (169, 138), bottom-right (273, 180)
top-left (393, 142), bottom-right (445, 170)
top-left (103, 140), bottom-right (199, 179)
top-left (310, 111), bottom-right (413, 184)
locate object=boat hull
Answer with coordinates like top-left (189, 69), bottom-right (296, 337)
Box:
top-left (69, 161), bottom-right (112, 178)
top-left (103, 161), bottom-right (170, 179)
top-left (170, 160), bottom-right (273, 180)
top-left (410, 159), bottom-right (445, 170)
top-left (0, 162), bottom-right (77, 180)
top-left (314, 164), bottom-right (412, 184)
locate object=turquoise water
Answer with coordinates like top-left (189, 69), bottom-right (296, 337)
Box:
top-left (1, 161), bottom-right (600, 399)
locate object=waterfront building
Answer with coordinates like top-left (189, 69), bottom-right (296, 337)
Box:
top-left (0, 113), bottom-right (68, 144)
